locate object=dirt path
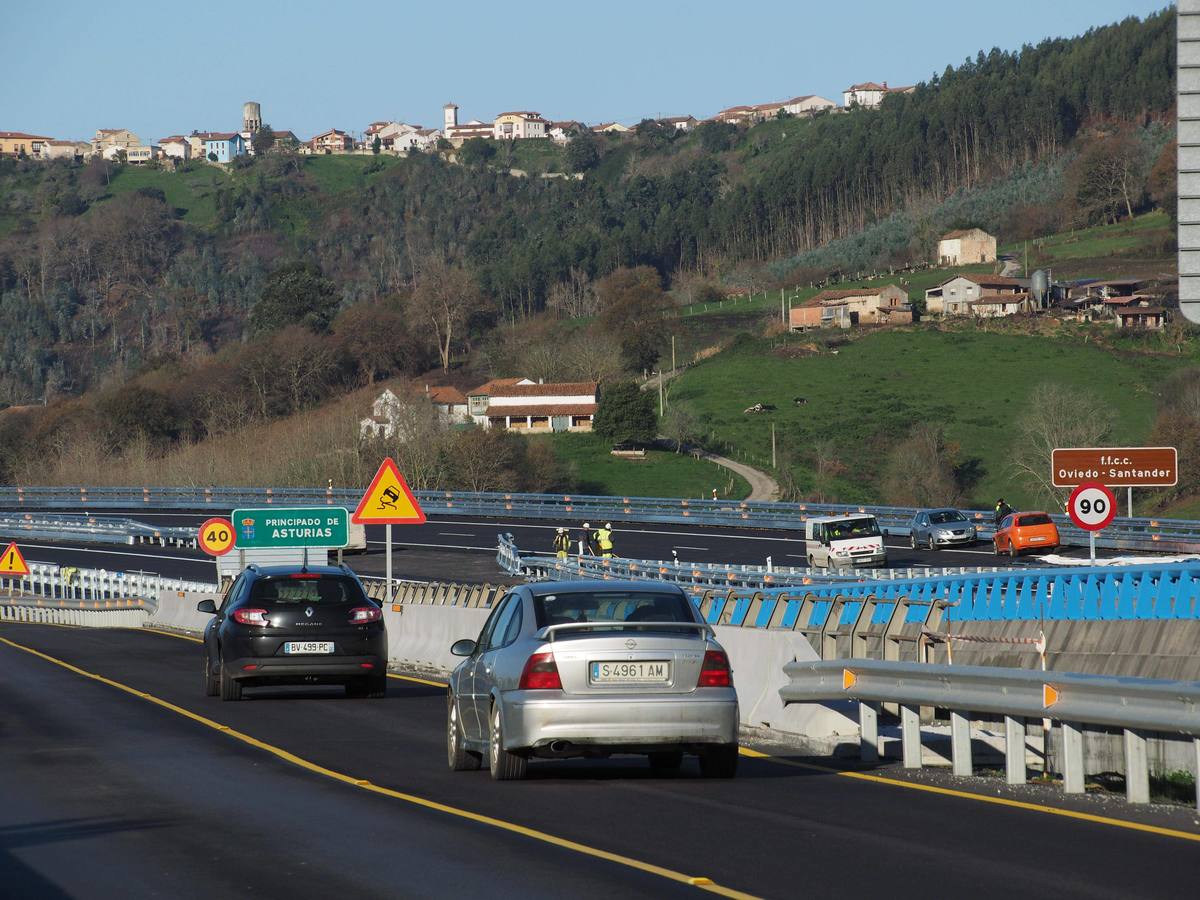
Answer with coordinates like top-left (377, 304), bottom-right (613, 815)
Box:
top-left (696, 450), bottom-right (780, 502)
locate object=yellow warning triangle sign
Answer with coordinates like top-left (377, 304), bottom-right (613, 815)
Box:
top-left (0, 542), bottom-right (30, 577)
top-left (352, 457), bottom-right (426, 525)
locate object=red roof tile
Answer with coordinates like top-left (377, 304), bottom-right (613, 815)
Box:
top-left (485, 404), bottom-right (597, 418)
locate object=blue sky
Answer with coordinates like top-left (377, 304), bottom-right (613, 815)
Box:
top-left (0, 1), bottom-right (1171, 142)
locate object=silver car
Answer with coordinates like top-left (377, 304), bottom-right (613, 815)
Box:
top-left (446, 581), bottom-right (740, 781)
top-left (908, 508), bottom-right (978, 549)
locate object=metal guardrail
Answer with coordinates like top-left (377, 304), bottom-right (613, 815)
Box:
top-left (2, 486), bottom-right (1198, 553)
top-left (0, 513), bottom-right (196, 547)
top-left (499, 535), bottom-right (1200, 623)
top-left (780, 659), bottom-right (1200, 807)
top-left (1, 562), bottom-right (214, 605)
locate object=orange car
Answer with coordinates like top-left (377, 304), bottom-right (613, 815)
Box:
top-left (993, 512), bottom-right (1060, 557)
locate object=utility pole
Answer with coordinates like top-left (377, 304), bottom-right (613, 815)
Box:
top-left (780, 288), bottom-right (786, 326)
top-left (658, 371), bottom-right (664, 416)
top-left (771, 422), bottom-right (777, 468)
top-left (671, 334), bottom-right (676, 373)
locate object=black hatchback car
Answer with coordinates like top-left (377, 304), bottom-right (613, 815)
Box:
top-left (198, 564), bottom-right (387, 701)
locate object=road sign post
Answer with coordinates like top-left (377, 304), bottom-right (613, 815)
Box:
top-left (352, 458), bottom-right (426, 604)
top-left (197, 517), bottom-right (236, 587)
top-left (1066, 482), bottom-right (1117, 565)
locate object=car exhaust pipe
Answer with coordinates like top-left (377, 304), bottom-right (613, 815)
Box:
top-left (549, 740), bottom-right (570, 753)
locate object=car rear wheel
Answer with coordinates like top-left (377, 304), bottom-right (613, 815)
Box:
top-left (219, 662), bottom-right (242, 701)
top-left (699, 744), bottom-right (738, 778)
top-left (909, 533), bottom-right (917, 550)
top-left (447, 694), bottom-right (482, 772)
top-left (648, 750), bottom-right (683, 770)
top-left (992, 540), bottom-right (1002, 557)
top-left (489, 705), bottom-right (527, 781)
top-left (203, 655), bottom-right (219, 697)
top-left (927, 535), bottom-right (936, 551)
top-left (1008, 542), bottom-right (1019, 558)
top-left (367, 672), bottom-right (386, 699)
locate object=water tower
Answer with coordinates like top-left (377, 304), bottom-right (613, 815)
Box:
top-left (243, 100), bottom-right (262, 133)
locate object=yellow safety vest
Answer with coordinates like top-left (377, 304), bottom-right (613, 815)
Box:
top-left (596, 529), bottom-right (613, 550)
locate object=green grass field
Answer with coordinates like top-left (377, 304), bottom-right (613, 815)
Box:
top-left (1000, 211), bottom-right (1172, 265)
top-left (102, 164), bottom-right (229, 227)
top-left (670, 329), bottom-right (1192, 508)
top-left (300, 154), bottom-right (403, 193)
top-left (533, 433), bottom-right (750, 500)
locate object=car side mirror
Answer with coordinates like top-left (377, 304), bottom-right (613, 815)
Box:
top-left (451, 639), bottom-right (477, 657)
top-left (196, 599), bottom-right (217, 615)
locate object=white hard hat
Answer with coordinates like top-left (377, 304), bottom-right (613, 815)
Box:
top-left (583, 522), bottom-right (590, 528)
top-left (605, 523), bottom-right (612, 529)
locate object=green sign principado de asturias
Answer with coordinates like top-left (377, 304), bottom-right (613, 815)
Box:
top-left (232, 507), bottom-right (350, 549)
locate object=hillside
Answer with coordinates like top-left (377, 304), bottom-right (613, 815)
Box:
top-left (0, 9), bottom-right (1175, 408)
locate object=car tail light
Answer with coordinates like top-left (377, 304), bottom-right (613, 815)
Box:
top-left (698, 649), bottom-right (732, 687)
top-left (287, 573), bottom-right (321, 580)
top-left (231, 608), bottom-right (270, 626)
top-left (519, 651), bottom-right (562, 690)
top-left (349, 606), bottom-right (382, 624)
top-left (242, 664), bottom-right (259, 671)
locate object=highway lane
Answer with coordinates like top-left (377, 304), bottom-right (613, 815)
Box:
top-left (2, 623), bottom-right (1196, 900)
top-left (2, 507), bottom-right (1139, 586)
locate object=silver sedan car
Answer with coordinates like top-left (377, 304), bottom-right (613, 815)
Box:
top-left (446, 581), bottom-right (740, 781)
top-left (908, 508), bottom-right (978, 549)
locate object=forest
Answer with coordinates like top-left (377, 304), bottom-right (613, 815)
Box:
top-left (0, 8), bottom-right (1180, 487)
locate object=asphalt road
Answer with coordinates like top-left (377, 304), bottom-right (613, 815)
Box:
top-left (2, 623), bottom-right (1195, 899)
top-left (1, 507), bottom-right (1141, 587)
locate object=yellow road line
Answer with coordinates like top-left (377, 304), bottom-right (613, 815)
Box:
top-left (0, 635), bottom-right (755, 899)
top-left (387, 673), bottom-right (447, 688)
top-left (737, 747), bottom-right (1200, 843)
top-left (142, 627), bottom-right (203, 644)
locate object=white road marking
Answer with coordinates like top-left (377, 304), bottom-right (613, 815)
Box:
top-left (437, 532), bottom-right (476, 537)
top-left (674, 546), bottom-right (709, 551)
top-left (14, 541), bottom-right (212, 566)
top-left (369, 541), bottom-right (494, 552)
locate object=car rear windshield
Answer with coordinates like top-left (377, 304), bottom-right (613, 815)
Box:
top-left (532, 591), bottom-right (696, 628)
top-left (249, 575), bottom-right (366, 605)
top-left (929, 510), bottom-right (967, 524)
top-left (1018, 514), bottom-right (1053, 526)
top-left (825, 517), bottom-right (880, 540)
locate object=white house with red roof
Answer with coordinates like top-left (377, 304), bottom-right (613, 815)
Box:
top-left (493, 111), bottom-right (549, 140)
top-left (467, 378), bottom-right (598, 432)
top-left (843, 81), bottom-right (914, 109)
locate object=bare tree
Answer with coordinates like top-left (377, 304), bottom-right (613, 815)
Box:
top-left (546, 268), bottom-right (598, 318)
top-left (882, 424), bottom-right (961, 507)
top-left (410, 258), bottom-right (482, 372)
top-left (1008, 383), bottom-right (1115, 508)
top-left (661, 405), bottom-right (700, 453)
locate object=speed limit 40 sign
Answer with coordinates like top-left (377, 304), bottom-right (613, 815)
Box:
top-left (1067, 482), bottom-right (1117, 532)
top-left (197, 517), bottom-right (236, 556)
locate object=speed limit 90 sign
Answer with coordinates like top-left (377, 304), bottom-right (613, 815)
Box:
top-left (1066, 482), bottom-right (1117, 532)
top-left (197, 517), bottom-right (236, 556)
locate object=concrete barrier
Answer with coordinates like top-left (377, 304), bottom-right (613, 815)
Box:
top-left (715, 626), bottom-right (857, 737)
top-left (384, 603), bottom-right (490, 673)
top-left (150, 590), bottom-right (221, 633)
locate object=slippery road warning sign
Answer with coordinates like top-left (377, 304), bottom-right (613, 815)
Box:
top-left (0, 542), bottom-right (30, 577)
top-left (352, 458), bottom-right (426, 525)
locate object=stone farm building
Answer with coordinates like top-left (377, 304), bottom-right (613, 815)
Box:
top-left (789, 284), bottom-right (911, 330)
top-left (937, 228), bottom-right (997, 265)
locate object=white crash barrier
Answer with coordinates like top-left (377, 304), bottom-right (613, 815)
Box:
top-left (150, 590), bottom-right (221, 633)
top-left (384, 603), bottom-right (490, 673)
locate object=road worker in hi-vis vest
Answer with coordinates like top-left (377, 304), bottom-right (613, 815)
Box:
top-left (553, 527), bottom-right (571, 559)
top-left (595, 523), bottom-right (615, 558)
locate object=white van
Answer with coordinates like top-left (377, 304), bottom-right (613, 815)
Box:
top-left (804, 515), bottom-right (887, 569)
